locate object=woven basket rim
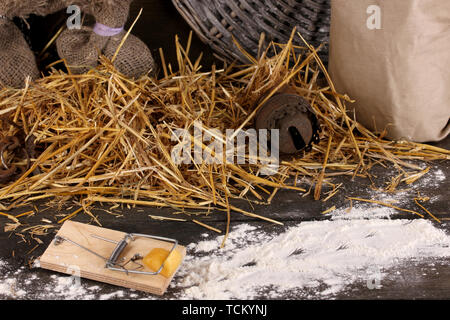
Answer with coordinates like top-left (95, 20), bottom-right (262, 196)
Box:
top-left (173, 0), bottom-right (330, 63)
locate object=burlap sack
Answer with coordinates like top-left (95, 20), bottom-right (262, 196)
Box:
top-left (102, 31), bottom-right (155, 78)
top-left (0, 0), bottom-right (154, 88)
top-left (57, 28), bottom-right (155, 78)
top-left (57, 0), bottom-right (155, 78)
top-left (0, 19), bottom-right (39, 88)
top-left (329, 0), bottom-right (450, 142)
top-left (0, 0), bottom-right (69, 88)
top-left (86, 0), bottom-right (131, 28)
top-left (0, 1), bottom-right (60, 19)
top-left (56, 27), bottom-right (108, 74)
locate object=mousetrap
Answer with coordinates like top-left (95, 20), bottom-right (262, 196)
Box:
top-left (39, 221), bottom-right (186, 295)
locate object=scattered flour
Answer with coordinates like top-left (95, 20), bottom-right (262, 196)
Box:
top-left (0, 265), bottom-right (123, 300)
top-left (0, 263), bottom-right (28, 298)
top-left (299, 167), bottom-right (447, 208)
top-left (45, 275), bottom-right (96, 300)
top-left (99, 290), bottom-right (125, 300)
top-left (330, 206), bottom-right (397, 220)
top-left (368, 167), bottom-right (447, 206)
top-left (174, 218), bottom-right (450, 300)
top-left (418, 168), bottom-right (446, 187)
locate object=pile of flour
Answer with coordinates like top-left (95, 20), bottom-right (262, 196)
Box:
top-left (0, 264), bottom-right (138, 300)
top-left (173, 218), bottom-right (450, 299)
top-left (171, 167), bottom-right (448, 299)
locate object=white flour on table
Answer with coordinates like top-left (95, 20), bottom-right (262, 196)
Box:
top-left (1, 214), bottom-right (449, 300)
top-left (0, 266), bottom-right (118, 300)
top-left (174, 218), bottom-right (450, 299)
top-left (170, 168), bottom-right (448, 299)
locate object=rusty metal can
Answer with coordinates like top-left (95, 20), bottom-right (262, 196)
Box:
top-left (255, 92), bottom-right (320, 154)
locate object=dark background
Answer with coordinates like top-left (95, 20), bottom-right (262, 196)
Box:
top-left (128, 0), bottom-right (217, 70)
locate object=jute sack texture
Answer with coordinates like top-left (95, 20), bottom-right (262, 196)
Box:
top-left (56, 0), bottom-right (155, 79)
top-left (0, 19), bottom-right (39, 88)
top-left (329, 0), bottom-right (450, 142)
top-left (0, 0), bottom-right (155, 88)
top-left (0, 0), bottom-right (59, 87)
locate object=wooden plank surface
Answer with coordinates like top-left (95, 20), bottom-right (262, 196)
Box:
top-left (39, 221), bottom-right (186, 296)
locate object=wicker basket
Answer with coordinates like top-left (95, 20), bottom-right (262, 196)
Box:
top-left (172, 0), bottom-right (331, 64)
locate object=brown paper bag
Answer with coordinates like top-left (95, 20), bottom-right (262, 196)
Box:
top-left (329, 0), bottom-right (450, 142)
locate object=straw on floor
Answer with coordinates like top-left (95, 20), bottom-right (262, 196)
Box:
top-left (0, 31), bottom-right (448, 238)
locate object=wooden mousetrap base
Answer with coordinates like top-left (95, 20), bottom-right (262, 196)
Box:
top-left (40, 221), bottom-right (186, 296)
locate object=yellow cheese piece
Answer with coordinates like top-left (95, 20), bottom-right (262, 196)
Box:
top-left (143, 248), bottom-right (182, 278)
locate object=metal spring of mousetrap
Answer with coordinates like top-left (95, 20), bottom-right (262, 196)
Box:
top-left (54, 232), bottom-right (178, 276)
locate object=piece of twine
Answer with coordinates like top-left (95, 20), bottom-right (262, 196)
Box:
top-left (93, 22), bottom-right (124, 37)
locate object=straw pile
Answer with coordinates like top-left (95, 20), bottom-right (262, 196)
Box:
top-left (0, 31), bottom-right (448, 234)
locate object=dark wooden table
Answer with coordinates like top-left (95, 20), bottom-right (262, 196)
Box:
top-left (0, 134), bottom-right (448, 300)
top-left (1, 0), bottom-right (449, 301)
